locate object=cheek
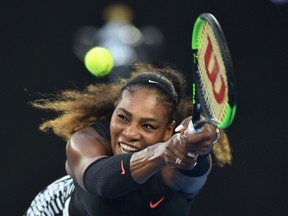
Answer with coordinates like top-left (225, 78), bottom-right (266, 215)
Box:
top-left (109, 114), bottom-right (119, 143)
top-left (110, 111), bottom-right (120, 130)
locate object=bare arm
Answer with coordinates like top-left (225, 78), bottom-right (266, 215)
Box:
top-left (161, 155), bottom-right (212, 199)
top-left (65, 126), bottom-right (112, 189)
top-left (129, 117), bottom-right (216, 199)
top-left (66, 118), bottom-right (215, 199)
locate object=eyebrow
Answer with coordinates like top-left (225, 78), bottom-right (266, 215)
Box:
top-left (117, 108), bottom-right (160, 123)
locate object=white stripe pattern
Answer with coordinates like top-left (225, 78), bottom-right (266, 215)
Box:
top-left (25, 175), bottom-right (74, 216)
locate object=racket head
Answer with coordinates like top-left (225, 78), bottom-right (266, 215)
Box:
top-left (191, 13), bottom-right (237, 129)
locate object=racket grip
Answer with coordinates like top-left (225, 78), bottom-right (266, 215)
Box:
top-left (187, 120), bottom-right (202, 134)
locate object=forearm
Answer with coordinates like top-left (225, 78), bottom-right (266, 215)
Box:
top-left (177, 153), bottom-right (211, 177)
top-left (83, 154), bottom-right (140, 198)
top-left (176, 154), bottom-right (212, 196)
top-left (161, 154), bottom-right (212, 198)
top-left (83, 143), bottom-right (166, 198)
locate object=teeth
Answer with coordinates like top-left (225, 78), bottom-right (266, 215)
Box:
top-left (120, 143), bottom-right (139, 152)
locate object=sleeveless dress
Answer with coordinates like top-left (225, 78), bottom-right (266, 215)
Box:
top-left (25, 120), bottom-right (194, 216)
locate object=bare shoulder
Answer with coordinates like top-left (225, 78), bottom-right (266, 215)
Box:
top-left (71, 126), bottom-right (106, 143)
top-left (66, 126), bottom-right (112, 187)
top-left (68, 126), bottom-right (112, 159)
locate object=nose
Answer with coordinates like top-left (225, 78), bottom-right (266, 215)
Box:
top-left (123, 123), bottom-right (141, 142)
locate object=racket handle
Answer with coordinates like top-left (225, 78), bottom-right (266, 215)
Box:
top-left (187, 120), bottom-right (202, 134)
top-left (186, 121), bottom-right (200, 158)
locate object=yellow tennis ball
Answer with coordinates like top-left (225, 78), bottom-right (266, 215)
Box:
top-left (84, 47), bottom-right (114, 77)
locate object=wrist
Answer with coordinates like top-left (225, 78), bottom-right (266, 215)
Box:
top-left (196, 128), bottom-right (220, 157)
top-left (177, 154), bottom-right (210, 177)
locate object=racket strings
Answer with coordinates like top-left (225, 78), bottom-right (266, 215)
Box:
top-left (197, 22), bottom-right (229, 123)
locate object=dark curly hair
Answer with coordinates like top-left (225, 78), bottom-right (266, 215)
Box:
top-left (31, 62), bottom-right (232, 166)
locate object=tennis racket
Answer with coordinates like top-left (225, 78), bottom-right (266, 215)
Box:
top-left (188, 13), bottom-right (237, 133)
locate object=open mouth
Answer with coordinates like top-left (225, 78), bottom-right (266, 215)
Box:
top-left (119, 143), bottom-right (140, 153)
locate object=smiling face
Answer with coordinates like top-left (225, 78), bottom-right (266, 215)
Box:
top-left (110, 87), bottom-right (175, 155)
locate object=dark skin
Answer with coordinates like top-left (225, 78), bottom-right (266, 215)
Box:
top-left (66, 87), bottom-right (216, 199)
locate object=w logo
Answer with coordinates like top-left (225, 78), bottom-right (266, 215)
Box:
top-left (204, 36), bottom-right (226, 104)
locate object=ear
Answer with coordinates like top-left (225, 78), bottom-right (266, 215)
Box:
top-left (163, 120), bottom-right (176, 141)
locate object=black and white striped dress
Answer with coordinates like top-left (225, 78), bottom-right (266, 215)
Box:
top-left (24, 120), bottom-right (110, 216)
top-left (24, 175), bottom-right (75, 216)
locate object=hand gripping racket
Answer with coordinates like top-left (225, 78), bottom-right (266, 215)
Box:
top-left (188, 13), bottom-right (237, 133)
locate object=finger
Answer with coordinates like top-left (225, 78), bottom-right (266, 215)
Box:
top-left (164, 146), bottom-right (196, 169)
top-left (174, 124), bottom-right (184, 133)
top-left (175, 116), bottom-right (192, 133)
top-left (176, 155), bottom-right (198, 170)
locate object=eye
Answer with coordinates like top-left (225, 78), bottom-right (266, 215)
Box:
top-left (142, 124), bottom-right (156, 130)
top-left (117, 114), bottom-right (128, 122)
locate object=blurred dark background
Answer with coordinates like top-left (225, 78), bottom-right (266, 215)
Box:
top-left (1, 0), bottom-right (288, 215)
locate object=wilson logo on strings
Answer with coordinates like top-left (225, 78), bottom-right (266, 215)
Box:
top-left (204, 36), bottom-right (226, 104)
